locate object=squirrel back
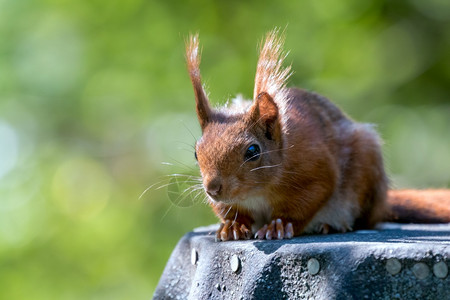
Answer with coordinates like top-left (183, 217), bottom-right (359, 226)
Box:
top-left (184, 30), bottom-right (449, 241)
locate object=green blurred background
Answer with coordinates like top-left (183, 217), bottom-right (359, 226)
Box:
top-left (0, 0), bottom-right (449, 298)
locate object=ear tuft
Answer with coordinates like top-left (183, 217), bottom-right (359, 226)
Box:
top-left (185, 34), bottom-right (212, 130)
top-left (254, 29), bottom-right (292, 101)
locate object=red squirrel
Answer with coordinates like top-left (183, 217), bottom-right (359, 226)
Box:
top-left (185, 30), bottom-right (450, 241)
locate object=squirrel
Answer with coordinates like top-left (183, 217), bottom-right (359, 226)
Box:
top-left (184, 29), bottom-right (450, 241)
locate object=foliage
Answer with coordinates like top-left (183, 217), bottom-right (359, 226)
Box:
top-left (0, 0), bottom-right (449, 298)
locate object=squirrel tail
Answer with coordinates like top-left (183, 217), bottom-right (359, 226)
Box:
top-left (385, 189), bottom-right (450, 223)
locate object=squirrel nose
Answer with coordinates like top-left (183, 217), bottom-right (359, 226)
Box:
top-left (205, 177), bottom-right (222, 197)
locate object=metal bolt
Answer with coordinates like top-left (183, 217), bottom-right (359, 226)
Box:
top-left (191, 248), bottom-right (198, 265)
top-left (386, 258), bottom-right (402, 275)
top-left (307, 258), bottom-right (320, 275)
top-left (433, 261), bottom-right (448, 279)
top-left (412, 262), bottom-right (430, 280)
top-left (230, 254), bottom-right (241, 273)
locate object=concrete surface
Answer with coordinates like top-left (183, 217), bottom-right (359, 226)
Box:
top-left (153, 223), bottom-right (450, 300)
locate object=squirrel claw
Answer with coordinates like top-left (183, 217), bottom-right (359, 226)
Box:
top-left (216, 220), bottom-right (251, 241)
top-left (215, 222), bottom-right (225, 242)
top-left (256, 219), bottom-right (293, 240)
top-left (285, 222), bottom-right (294, 239)
top-left (319, 223), bottom-right (330, 235)
top-left (266, 220), bottom-right (276, 240)
top-left (255, 224), bottom-right (268, 239)
top-left (220, 220), bottom-right (233, 241)
top-left (240, 224), bottom-right (252, 240)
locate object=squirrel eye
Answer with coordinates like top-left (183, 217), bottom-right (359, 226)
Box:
top-left (244, 144), bottom-right (261, 162)
top-left (194, 151), bottom-right (198, 161)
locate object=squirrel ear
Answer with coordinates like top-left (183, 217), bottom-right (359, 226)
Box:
top-left (249, 92), bottom-right (281, 140)
top-left (185, 34), bottom-right (212, 130)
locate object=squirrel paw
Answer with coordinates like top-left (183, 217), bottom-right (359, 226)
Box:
top-left (215, 220), bottom-right (252, 242)
top-left (318, 223), bottom-right (352, 234)
top-left (255, 219), bottom-right (294, 240)
top-left (319, 223), bottom-right (330, 234)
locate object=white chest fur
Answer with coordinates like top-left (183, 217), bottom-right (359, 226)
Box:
top-left (239, 195), bottom-right (273, 233)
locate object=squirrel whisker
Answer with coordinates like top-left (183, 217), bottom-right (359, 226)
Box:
top-left (223, 205), bottom-right (233, 219)
top-left (250, 163), bottom-right (282, 172)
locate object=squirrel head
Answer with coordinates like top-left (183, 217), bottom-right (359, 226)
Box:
top-left (185, 31), bottom-right (290, 204)
top-left (195, 92), bottom-right (283, 203)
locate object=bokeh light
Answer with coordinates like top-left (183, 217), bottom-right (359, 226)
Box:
top-left (51, 157), bottom-right (111, 219)
top-left (0, 121), bottom-right (18, 179)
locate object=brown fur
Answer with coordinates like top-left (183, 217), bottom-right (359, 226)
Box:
top-left (185, 30), bottom-right (450, 241)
